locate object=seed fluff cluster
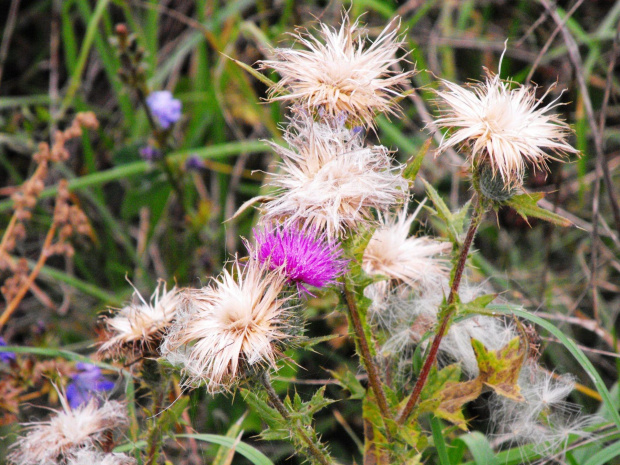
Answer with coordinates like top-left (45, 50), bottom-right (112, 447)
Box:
top-left (363, 202), bottom-right (451, 289)
top-left (98, 281), bottom-right (179, 360)
top-left (261, 16), bottom-right (414, 127)
top-left (263, 114), bottom-right (407, 237)
top-left (434, 62), bottom-right (579, 188)
top-left (489, 363), bottom-right (598, 457)
top-left (66, 449), bottom-right (136, 465)
top-left (7, 396), bottom-right (128, 465)
top-left (377, 278), bottom-right (515, 379)
top-left (161, 261), bottom-right (294, 393)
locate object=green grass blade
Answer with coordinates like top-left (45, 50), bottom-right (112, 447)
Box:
top-left (0, 345), bottom-right (130, 375)
top-left (583, 440), bottom-right (620, 465)
top-left (59, 0), bottom-right (112, 115)
top-left (0, 95), bottom-right (50, 109)
top-left (28, 259), bottom-right (123, 305)
top-left (176, 433), bottom-right (274, 465)
top-left (431, 415), bottom-right (453, 465)
top-left (454, 432), bottom-right (498, 465)
top-left (0, 140), bottom-right (267, 213)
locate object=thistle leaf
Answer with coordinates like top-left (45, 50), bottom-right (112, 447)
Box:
top-left (505, 193), bottom-right (572, 227)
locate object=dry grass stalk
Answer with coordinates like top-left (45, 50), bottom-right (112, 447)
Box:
top-left (0, 112), bottom-right (99, 329)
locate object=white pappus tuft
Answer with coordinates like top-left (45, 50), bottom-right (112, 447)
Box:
top-left (161, 260), bottom-right (295, 393)
top-left (7, 397), bottom-right (128, 465)
top-left (263, 114), bottom-right (408, 237)
top-left (260, 15), bottom-right (414, 127)
top-left (489, 363), bottom-right (599, 457)
top-left (377, 279), bottom-right (515, 378)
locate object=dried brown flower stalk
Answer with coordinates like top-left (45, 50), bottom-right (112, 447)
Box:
top-left (0, 112), bottom-right (99, 329)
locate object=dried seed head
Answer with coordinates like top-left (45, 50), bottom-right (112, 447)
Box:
top-left (162, 260), bottom-right (295, 393)
top-left (263, 114), bottom-right (408, 237)
top-left (434, 59), bottom-right (578, 189)
top-left (7, 397), bottom-right (128, 465)
top-left (98, 281), bottom-right (179, 360)
top-left (363, 202), bottom-right (451, 291)
top-left (261, 15), bottom-right (414, 127)
top-left (489, 363), bottom-right (599, 456)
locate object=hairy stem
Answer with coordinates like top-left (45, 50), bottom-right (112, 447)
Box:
top-left (260, 373), bottom-right (333, 465)
top-left (145, 373), bottom-right (168, 465)
top-left (342, 283), bottom-right (393, 425)
top-left (396, 194), bottom-right (486, 425)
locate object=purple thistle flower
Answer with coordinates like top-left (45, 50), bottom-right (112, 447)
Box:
top-left (146, 90), bottom-right (182, 129)
top-left (66, 363), bottom-right (114, 409)
top-left (250, 224), bottom-right (348, 295)
top-left (0, 336), bottom-right (15, 363)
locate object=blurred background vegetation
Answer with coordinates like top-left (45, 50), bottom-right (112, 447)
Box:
top-left (0, 0), bottom-right (619, 463)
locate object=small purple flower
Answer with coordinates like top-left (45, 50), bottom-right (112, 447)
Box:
top-left (185, 155), bottom-right (205, 172)
top-left (351, 126), bottom-right (364, 138)
top-left (139, 145), bottom-right (162, 162)
top-left (250, 224), bottom-right (348, 295)
top-left (0, 336), bottom-right (15, 363)
top-left (66, 363), bottom-right (114, 409)
top-left (146, 90), bottom-right (182, 129)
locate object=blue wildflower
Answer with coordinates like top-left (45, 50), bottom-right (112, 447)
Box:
top-left (0, 336), bottom-right (15, 363)
top-left (146, 90), bottom-right (182, 129)
top-left (185, 155), bottom-right (205, 171)
top-left (139, 145), bottom-right (163, 162)
top-left (66, 363), bottom-right (114, 408)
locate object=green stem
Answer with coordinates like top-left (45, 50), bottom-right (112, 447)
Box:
top-left (260, 373), bottom-right (333, 465)
top-left (396, 194), bottom-right (486, 425)
top-left (144, 364), bottom-right (168, 465)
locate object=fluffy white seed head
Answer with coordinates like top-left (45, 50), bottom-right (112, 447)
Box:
top-left (98, 281), bottom-right (179, 359)
top-left (263, 114), bottom-right (408, 237)
top-left (434, 63), bottom-right (578, 188)
top-left (489, 363), bottom-right (597, 456)
top-left (66, 449), bottom-right (136, 465)
top-left (7, 398), bottom-right (128, 465)
top-left (261, 15), bottom-right (414, 127)
top-left (363, 201), bottom-right (451, 290)
top-left (378, 279), bottom-right (515, 377)
top-left (161, 260), bottom-right (293, 393)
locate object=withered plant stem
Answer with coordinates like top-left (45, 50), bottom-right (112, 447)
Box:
top-left (342, 283), bottom-right (393, 426)
top-left (260, 373), bottom-right (333, 465)
top-left (396, 194), bottom-right (486, 425)
top-left (0, 223), bottom-right (56, 329)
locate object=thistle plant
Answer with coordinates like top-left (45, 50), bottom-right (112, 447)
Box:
top-left (2, 7), bottom-right (612, 465)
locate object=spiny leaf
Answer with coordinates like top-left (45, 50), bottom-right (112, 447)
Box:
top-left (436, 379), bottom-right (481, 430)
top-left (472, 337), bottom-right (525, 401)
top-left (403, 138), bottom-right (432, 184)
top-left (459, 294), bottom-right (498, 315)
top-left (422, 178), bottom-right (453, 226)
top-left (241, 389), bottom-right (282, 426)
top-left (422, 179), bottom-right (472, 243)
top-left (330, 368), bottom-right (366, 400)
top-left (505, 193), bottom-right (572, 227)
